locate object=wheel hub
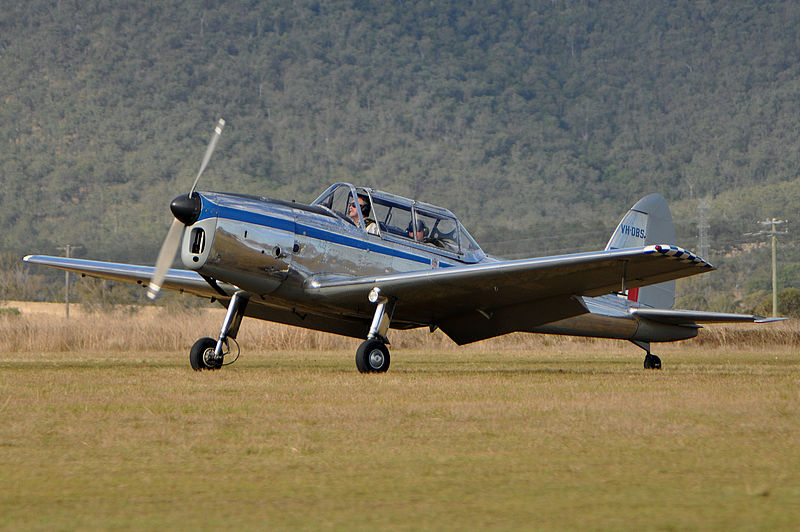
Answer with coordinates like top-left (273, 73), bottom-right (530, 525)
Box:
top-left (203, 347), bottom-right (223, 368)
top-left (368, 349), bottom-right (385, 369)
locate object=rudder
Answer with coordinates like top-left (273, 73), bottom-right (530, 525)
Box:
top-left (605, 194), bottom-right (676, 309)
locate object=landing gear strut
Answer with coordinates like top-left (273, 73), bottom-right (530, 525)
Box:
top-left (631, 340), bottom-right (662, 370)
top-left (356, 287), bottom-right (395, 373)
top-left (190, 290), bottom-right (249, 371)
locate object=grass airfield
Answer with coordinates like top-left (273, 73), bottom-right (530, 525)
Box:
top-left (2, 340), bottom-right (799, 530)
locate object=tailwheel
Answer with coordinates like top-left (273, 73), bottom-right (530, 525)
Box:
top-left (643, 353), bottom-right (662, 370)
top-left (356, 339), bottom-right (390, 373)
top-left (190, 337), bottom-right (223, 371)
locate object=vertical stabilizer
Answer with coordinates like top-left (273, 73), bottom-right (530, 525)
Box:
top-left (606, 194), bottom-right (676, 309)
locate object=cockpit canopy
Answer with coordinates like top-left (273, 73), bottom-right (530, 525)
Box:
top-left (312, 183), bottom-right (484, 263)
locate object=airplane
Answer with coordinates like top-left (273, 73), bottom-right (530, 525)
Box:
top-left (23, 119), bottom-right (782, 372)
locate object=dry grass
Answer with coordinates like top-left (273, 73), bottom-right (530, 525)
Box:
top-left (1, 306), bottom-right (799, 530)
top-left (1, 300), bottom-right (798, 354)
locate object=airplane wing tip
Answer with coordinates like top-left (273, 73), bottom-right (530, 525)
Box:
top-left (754, 316), bottom-right (789, 323)
top-left (648, 244), bottom-right (715, 269)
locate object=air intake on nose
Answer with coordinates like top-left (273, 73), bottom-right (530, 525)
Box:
top-left (190, 228), bottom-right (205, 254)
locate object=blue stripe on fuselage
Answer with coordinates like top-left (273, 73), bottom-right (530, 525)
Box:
top-left (200, 202), bottom-right (454, 267)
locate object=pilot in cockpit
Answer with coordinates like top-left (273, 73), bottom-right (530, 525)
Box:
top-left (348, 195), bottom-right (379, 234)
top-left (407, 220), bottom-right (428, 242)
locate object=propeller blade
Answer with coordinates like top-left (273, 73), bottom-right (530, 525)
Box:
top-left (150, 119), bottom-right (225, 301)
top-left (147, 218), bottom-right (183, 300)
top-left (189, 118), bottom-right (226, 196)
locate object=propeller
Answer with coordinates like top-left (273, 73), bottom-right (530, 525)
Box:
top-left (147, 118), bottom-right (225, 300)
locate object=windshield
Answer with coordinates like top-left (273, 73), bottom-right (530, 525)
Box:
top-left (313, 183), bottom-right (367, 228)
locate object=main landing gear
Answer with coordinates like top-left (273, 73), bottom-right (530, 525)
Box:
top-left (643, 353), bottom-right (662, 369)
top-left (631, 340), bottom-right (662, 370)
top-left (190, 291), bottom-right (249, 371)
top-left (355, 288), bottom-right (395, 373)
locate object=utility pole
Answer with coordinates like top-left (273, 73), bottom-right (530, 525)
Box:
top-left (56, 244), bottom-right (82, 318)
top-left (745, 219), bottom-right (788, 317)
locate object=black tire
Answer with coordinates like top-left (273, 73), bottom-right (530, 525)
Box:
top-left (355, 339), bottom-right (390, 373)
top-left (190, 337), bottom-right (221, 371)
top-left (643, 353), bottom-right (662, 370)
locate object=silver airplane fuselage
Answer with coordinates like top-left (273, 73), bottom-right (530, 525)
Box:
top-left (182, 190), bottom-right (696, 345)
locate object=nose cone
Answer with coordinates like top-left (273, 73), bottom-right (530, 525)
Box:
top-left (170, 193), bottom-right (203, 226)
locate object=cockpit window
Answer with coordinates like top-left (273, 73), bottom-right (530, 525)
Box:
top-left (368, 197), bottom-right (466, 254)
top-left (371, 197), bottom-right (413, 239)
top-left (457, 223), bottom-right (481, 253)
top-left (415, 209), bottom-right (460, 252)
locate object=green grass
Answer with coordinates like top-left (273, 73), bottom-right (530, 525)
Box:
top-left (1, 347), bottom-right (799, 530)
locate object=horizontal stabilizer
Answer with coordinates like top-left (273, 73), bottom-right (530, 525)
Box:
top-left (631, 307), bottom-right (787, 326)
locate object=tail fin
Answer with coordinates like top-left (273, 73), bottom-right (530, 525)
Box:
top-left (605, 194), bottom-right (676, 309)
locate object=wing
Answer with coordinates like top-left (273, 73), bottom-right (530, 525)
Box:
top-left (305, 245), bottom-right (715, 342)
top-left (23, 255), bottom-right (375, 338)
top-left (22, 255), bottom-right (231, 299)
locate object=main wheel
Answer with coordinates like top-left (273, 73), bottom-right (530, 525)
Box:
top-left (190, 337), bottom-right (222, 371)
top-left (355, 339), bottom-right (390, 373)
top-left (643, 353), bottom-right (662, 370)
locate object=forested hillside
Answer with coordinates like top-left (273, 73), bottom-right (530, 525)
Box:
top-left (2, 0), bottom-right (799, 311)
